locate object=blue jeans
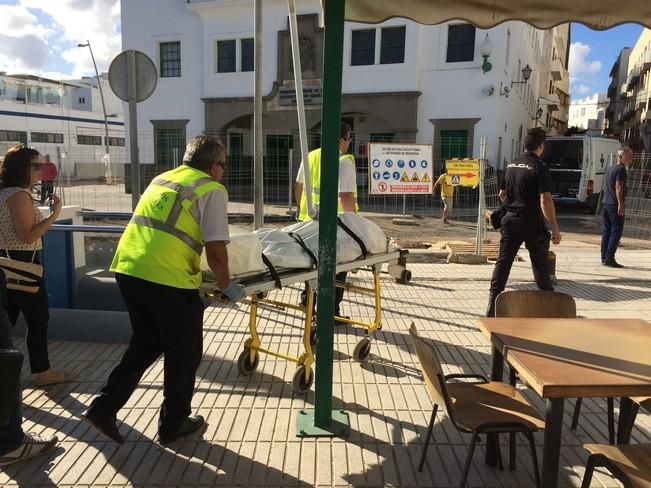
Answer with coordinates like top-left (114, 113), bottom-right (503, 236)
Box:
top-left (0, 269), bottom-right (23, 455)
top-left (601, 204), bottom-right (624, 262)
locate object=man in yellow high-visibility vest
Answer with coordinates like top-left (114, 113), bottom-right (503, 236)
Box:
top-left (82, 135), bottom-right (245, 445)
top-left (433, 172), bottom-right (454, 223)
top-left (294, 123), bottom-right (357, 323)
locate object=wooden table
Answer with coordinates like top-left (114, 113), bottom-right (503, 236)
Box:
top-left (477, 318), bottom-right (651, 488)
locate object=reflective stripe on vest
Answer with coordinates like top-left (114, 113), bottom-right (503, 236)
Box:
top-left (130, 215), bottom-right (203, 255)
top-left (151, 176), bottom-right (214, 230)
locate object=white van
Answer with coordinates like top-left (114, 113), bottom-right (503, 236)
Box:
top-left (540, 135), bottom-right (621, 212)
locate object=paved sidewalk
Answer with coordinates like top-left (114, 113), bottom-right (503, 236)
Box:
top-left (2, 247), bottom-right (651, 487)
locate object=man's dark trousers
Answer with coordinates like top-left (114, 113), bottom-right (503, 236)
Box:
top-left (489, 214), bottom-right (553, 302)
top-left (88, 274), bottom-right (204, 433)
top-left (601, 204), bottom-right (624, 262)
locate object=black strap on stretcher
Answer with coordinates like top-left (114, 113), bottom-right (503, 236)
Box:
top-left (260, 254), bottom-right (282, 289)
top-left (337, 217), bottom-right (368, 258)
top-left (257, 221), bottom-right (367, 290)
top-left (288, 232), bottom-right (318, 268)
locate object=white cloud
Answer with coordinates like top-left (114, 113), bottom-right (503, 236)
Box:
top-left (577, 84), bottom-right (592, 94)
top-left (569, 42), bottom-right (602, 77)
top-left (0, 0), bottom-right (121, 79)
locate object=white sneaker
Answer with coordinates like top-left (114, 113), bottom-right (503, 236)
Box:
top-left (0, 433), bottom-right (58, 466)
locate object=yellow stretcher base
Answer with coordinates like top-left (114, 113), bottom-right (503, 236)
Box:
top-left (204, 249), bottom-right (410, 394)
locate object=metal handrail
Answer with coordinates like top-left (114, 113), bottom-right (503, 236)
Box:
top-left (50, 224), bottom-right (125, 233)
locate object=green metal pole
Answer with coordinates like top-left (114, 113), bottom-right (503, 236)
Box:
top-left (314, 0), bottom-right (345, 428)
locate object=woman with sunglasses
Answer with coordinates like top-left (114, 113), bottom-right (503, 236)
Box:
top-left (0, 145), bottom-right (71, 386)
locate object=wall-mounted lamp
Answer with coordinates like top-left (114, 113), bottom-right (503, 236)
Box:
top-left (480, 34), bottom-right (492, 74)
top-left (511, 64), bottom-right (533, 87)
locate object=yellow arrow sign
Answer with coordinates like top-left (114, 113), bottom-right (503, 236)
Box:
top-left (445, 159), bottom-right (479, 187)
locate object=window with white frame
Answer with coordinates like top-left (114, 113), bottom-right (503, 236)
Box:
top-left (160, 41), bottom-right (181, 78)
top-left (380, 26), bottom-right (405, 64)
top-left (351, 29), bottom-right (375, 66)
top-left (446, 24), bottom-right (475, 63)
top-left (241, 38), bottom-right (254, 72)
top-left (217, 40), bottom-right (236, 73)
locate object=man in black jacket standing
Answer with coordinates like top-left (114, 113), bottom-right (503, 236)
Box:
top-left (486, 128), bottom-right (562, 317)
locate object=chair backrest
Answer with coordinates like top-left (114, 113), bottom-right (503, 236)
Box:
top-left (495, 290), bottom-right (576, 318)
top-left (409, 323), bottom-right (448, 408)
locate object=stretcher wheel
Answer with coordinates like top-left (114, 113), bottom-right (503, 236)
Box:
top-left (353, 338), bottom-right (372, 362)
top-left (397, 269), bottom-right (412, 285)
top-left (309, 328), bottom-right (317, 346)
top-left (292, 365), bottom-right (314, 393)
top-left (237, 349), bottom-right (259, 376)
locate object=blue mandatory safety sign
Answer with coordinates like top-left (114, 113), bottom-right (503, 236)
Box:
top-left (421, 160), bottom-right (428, 168)
top-left (383, 171), bottom-right (391, 180)
top-left (385, 159), bottom-right (393, 168)
top-left (372, 159), bottom-right (381, 168)
top-left (393, 171), bottom-right (400, 180)
top-left (373, 171), bottom-right (381, 180)
top-left (409, 160), bottom-right (417, 168)
top-left (397, 159), bottom-right (405, 168)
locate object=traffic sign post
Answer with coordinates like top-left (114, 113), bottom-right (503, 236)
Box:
top-left (108, 50), bottom-right (158, 209)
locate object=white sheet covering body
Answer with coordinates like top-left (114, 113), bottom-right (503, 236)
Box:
top-left (201, 213), bottom-right (393, 280)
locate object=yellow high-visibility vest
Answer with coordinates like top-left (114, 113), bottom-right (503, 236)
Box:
top-left (298, 148), bottom-right (358, 221)
top-left (110, 165), bottom-right (227, 289)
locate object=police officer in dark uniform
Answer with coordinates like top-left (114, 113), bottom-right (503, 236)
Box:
top-left (486, 128), bottom-right (562, 317)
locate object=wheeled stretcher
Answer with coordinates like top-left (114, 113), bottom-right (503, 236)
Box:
top-left (201, 248), bottom-right (410, 394)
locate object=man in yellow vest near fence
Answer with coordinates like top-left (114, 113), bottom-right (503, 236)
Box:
top-left (294, 123), bottom-right (358, 323)
top-left (433, 172), bottom-right (454, 224)
top-left (82, 135), bottom-right (245, 445)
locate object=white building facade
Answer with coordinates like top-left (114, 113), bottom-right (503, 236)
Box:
top-left (0, 73), bottom-right (125, 180)
top-left (568, 93), bottom-right (608, 135)
top-left (619, 28), bottom-right (651, 153)
top-left (121, 0), bottom-right (556, 201)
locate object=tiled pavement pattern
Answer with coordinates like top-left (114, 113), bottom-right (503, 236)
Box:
top-left (2, 247), bottom-right (651, 487)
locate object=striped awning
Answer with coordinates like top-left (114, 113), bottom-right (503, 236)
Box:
top-left (345, 0), bottom-right (651, 29)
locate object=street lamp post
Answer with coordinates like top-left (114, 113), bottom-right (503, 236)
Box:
top-left (77, 40), bottom-right (111, 183)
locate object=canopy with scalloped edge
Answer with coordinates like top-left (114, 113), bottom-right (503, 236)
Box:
top-left (345, 0), bottom-right (651, 29)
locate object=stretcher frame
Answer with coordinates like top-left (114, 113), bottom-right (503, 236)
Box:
top-left (202, 249), bottom-right (410, 394)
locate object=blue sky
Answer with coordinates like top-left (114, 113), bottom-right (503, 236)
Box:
top-left (569, 23), bottom-right (644, 100)
top-left (0, 0), bottom-right (121, 80)
top-left (0, 0), bottom-right (645, 103)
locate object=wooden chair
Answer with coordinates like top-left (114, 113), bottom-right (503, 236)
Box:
top-left (409, 323), bottom-right (544, 488)
top-left (581, 443), bottom-right (651, 487)
top-left (493, 291), bottom-right (617, 445)
top-left (617, 397), bottom-right (651, 445)
top-left (493, 290), bottom-right (588, 464)
top-left (494, 290), bottom-right (576, 320)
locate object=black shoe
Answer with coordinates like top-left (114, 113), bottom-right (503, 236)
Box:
top-left (604, 259), bottom-right (624, 268)
top-left (81, 408), bottom-right (125, 444)
top-left (158, 415), bottom-right (205, 445)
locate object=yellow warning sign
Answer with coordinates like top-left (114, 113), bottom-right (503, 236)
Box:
top-left (411, 173), bottom-right (420, 182)
top-left (421, 173), bottom-right (431, 182)
top-left (400, 172), bottom-right (409, 182)
top-left (445, 159), bottom-right (479, 187)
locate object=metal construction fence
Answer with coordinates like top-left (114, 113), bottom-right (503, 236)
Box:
top-left (42, 129), bottom-right (488, 222)
top-left (30, 129), bottom-right (651, 242)
top-left (623, 152), bottom-right (651, 241)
